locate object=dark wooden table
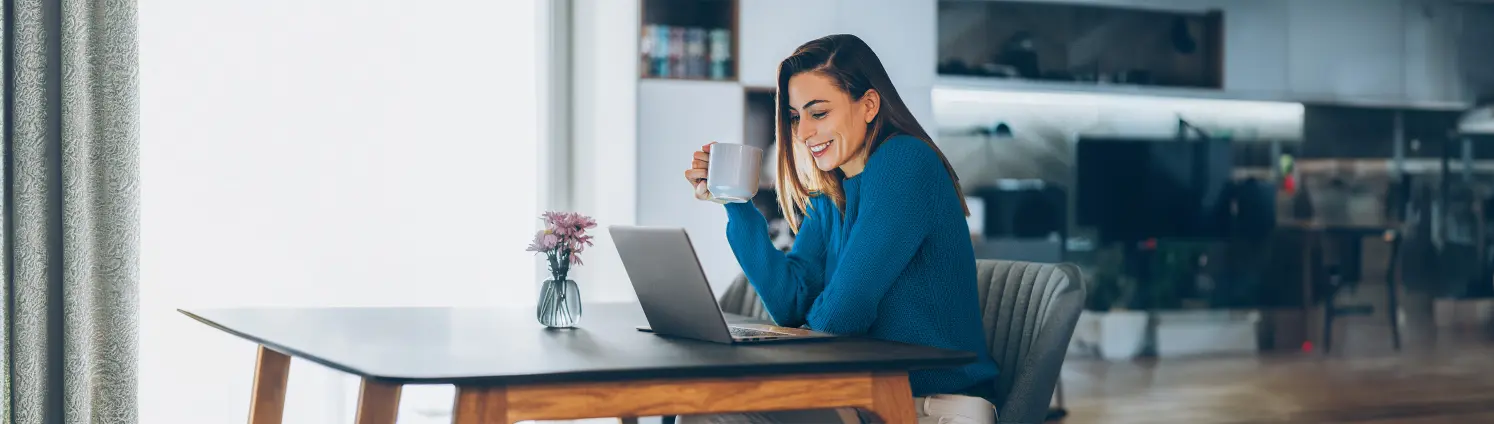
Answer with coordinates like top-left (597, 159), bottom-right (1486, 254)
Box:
top-left (180, 302), bottom-right (977, 424)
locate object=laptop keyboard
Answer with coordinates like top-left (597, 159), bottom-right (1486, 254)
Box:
top-left (729, 327), bottom-right (786, 339)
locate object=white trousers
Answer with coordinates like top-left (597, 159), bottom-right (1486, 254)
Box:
top-left (675, 394), bottom-right (997, 424)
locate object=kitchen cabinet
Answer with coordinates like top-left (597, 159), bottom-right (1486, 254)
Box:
top-left (1459, 5), bottom-right (1494, 102)
top-left (1005, 0), bottom-right (1291, 97)
top-left (928, 0), bottom-right (1467, 106)
top-left (1402, 0), bottom-right (1468, 104)
top-left (1284, 0), bottom-right (1469, 106)
top-left (1286, 0), bottom-right (1406, 102)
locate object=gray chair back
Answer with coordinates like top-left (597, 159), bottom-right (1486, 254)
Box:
top-left (975, 260), bottom-right (1084, 423)
top-left (718, 274), bottom-right (771, 321)
top-left (716, 260), bottom-right (1085, 424)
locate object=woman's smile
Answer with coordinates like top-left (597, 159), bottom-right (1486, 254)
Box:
top-left (808, 139), bottom-right (834, 157)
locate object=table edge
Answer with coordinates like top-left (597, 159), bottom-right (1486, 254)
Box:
top-left (179, 309), bottom-right (388, 381)
top-left (178, 308), bottom-right (978, 386)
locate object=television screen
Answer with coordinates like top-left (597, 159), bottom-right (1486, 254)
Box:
top-left (1076, 137), bottom-right (1232, 242)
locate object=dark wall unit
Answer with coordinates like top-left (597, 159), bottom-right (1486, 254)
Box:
top-left (744, 88), bottom-right (791, 248)
top-left (1301, 105), bottom-right (1467, 160)
top-left (937, 0), bottom-right (1223, 89)
top-left (970, 183), bottom-right (1067, 240)
top-left (640, 0), bottom-right (738, 81)
top-left (1459, 4), bottom-right (1494, 100)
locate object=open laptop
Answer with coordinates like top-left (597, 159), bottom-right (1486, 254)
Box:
top-left (609, 225), bottom-right (836, 344)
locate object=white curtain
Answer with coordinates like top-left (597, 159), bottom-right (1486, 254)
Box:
top-left (138, 1), bottom-right (542, 422)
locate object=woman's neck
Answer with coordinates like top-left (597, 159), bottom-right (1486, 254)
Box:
top-left (839, 158), bottom-right (867, 178)
top-left (838, 142), bottom-right (872, 178)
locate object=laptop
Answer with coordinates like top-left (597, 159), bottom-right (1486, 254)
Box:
top-left (609, 225), bottom-right (836, 344)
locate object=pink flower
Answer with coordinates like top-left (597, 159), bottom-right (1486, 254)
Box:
top-left (527, 210), bottom-right (598, 275)
top-left (544, 234), bottom-right (560, 249)
top-left (525, 230), bottom-right (560, 252)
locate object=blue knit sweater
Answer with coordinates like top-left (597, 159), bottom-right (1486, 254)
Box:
top-left (723, 135), bottom-right (999, 397)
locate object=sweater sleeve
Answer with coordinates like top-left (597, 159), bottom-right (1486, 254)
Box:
top-left (723, 200), bottom-right (829, 328)
top-left (805, 138), bottom-right (943, 335)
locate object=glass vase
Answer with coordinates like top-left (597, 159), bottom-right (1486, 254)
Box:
top-left (536, 278), bottom-right (582, 328)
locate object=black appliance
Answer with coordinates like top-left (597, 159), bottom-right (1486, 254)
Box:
top-left (1076, 137), bottom-right (1233, 242)
top-left (971, 182), bottom-right (1066, 240)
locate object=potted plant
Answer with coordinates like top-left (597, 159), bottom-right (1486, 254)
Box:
top-left (1082, 246), bottom-right (1150, 361)
top-left (1096, 275), bottom-right (1150, 361)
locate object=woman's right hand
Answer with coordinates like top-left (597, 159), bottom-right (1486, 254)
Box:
top-left (685, 142), bottom-right (716, 201)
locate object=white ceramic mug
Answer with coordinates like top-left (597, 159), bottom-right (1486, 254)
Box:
top-left (706, 143), bottom-right (763, 203)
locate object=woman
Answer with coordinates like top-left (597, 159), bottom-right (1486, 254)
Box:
top-left (682, 34), bottom-right (1000, 424)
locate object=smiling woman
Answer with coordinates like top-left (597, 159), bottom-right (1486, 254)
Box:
top-left (681, 34), bottom-right (1001, 423)
top-left (769, 35), bottom-right (969, 231)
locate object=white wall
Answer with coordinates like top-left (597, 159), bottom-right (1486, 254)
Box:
top-left (636, 80), bottom-right (746, 292)
top-left (739, 0), bottom-right (938, 132)
top-left (838, 0), bottom-right (940, 131)
top-left (568, 0), bottom-right (642, 302)
top-left (139, 1), bottom-right (542, 422)
top-left (738, 0), bottom-right (839, 88)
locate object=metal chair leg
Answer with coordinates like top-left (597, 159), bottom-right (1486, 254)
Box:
top-left (1323, 270), bottom-right (1340, 354)
top-left (1322, 299), bottom-right (1334, 353)
top-left (1386, 234), bottom-right (1403, 351)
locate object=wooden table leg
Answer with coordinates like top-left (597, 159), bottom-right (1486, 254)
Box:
top-left (452, 386), bottom-right (509, 424)
top-left (355, 378), bottom-right (403, 424)
top-left (248, 345), bottom-right (292, 424)
top-left (869, 372), bottom-right (917, 424)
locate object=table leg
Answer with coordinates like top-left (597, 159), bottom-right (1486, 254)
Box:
top-left (452, 386), bottom-right (509, 424)
top-left (868, 372), bottom-right (917, 424)
top-left (248, 345), bottom-right (292, 424)
top-left (355, 378), bottom-right (403, 424)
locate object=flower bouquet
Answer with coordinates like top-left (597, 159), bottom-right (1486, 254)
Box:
top-left (526, 211), bottom-right (597, 328)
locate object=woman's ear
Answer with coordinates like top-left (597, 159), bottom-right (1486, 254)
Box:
top-left (861, 89), bottom-right (881, 124)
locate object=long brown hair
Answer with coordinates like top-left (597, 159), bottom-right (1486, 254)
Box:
top-left (774, 34), bottom-right (969, 231)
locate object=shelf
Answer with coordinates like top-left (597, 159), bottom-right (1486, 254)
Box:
top-left (936, 75), bottom-right (1288, 103)
top-left (639, 0), bottom-right (738, 81)
top-left (935, 75), bottom-right (1471, 112)
top-left (937, 0), bottom-right (1224, 91)
top-left (641, 76), bottom-right (738, 83)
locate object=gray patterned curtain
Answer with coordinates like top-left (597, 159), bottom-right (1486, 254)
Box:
top-left (1, 0), bottom-right (140, 423)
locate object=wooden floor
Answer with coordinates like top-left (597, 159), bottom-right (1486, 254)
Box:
top-left (1057, 328), bottom-right (1494, 423)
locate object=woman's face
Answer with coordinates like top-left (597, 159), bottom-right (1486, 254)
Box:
top-left (786, 71), bottom-right (878, 173)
